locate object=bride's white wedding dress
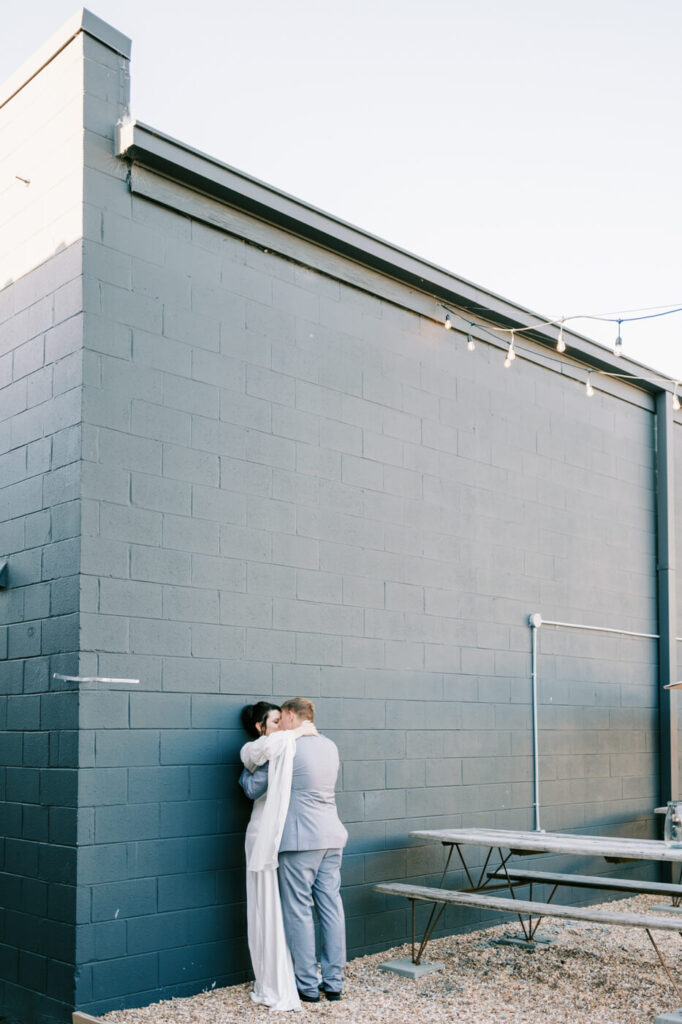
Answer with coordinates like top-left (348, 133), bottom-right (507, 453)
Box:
top-left (241, 731), bottom-right (301, 1012)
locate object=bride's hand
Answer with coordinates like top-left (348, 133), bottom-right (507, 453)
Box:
top-left (296, 721), bottom-right (318, 738)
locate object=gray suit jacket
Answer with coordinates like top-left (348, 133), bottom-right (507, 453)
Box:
top-left (279, 734), bottom-right (348, 852)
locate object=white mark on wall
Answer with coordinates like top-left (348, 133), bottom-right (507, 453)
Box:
top-left (52, 674), bottom-right (140, 684)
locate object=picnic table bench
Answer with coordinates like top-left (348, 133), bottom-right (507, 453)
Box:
top-left (373, 881), bottom-right (682, 1000)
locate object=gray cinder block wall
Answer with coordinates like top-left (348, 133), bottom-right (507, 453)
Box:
top-left (0, 241), bottom-right (82, 1024)
top-left (0, 11), bottom-right (98, 1021)
top-left (0, 11), bottom-right (678, 1022)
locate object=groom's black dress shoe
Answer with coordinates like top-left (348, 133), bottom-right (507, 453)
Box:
top-left (298, 990), bottom-right (320, 1003)
top-left (319, 986), bottom-right (342, 1001)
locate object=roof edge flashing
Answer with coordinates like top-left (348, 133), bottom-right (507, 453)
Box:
top-left (114, 123), bottom-right (557, 327)
top-left (0, 8), bottom-right (131, 110)
top-left (117, 120), bottom-right (668, 391)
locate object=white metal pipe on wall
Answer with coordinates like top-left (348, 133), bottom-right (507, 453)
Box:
top-left (527, 613), bottom-right (662, 832)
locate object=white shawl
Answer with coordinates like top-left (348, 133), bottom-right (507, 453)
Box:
top-left (240, 731), bottom-right (296, 873)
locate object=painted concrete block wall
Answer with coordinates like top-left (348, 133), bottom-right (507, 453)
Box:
top-left (0, 11), bottom-right (667, 1020)
top-left (0, 18), bottom-right (130, 1023)
top-left (0, 249), bottom-right (82, 1023)
top-left (0, 30), bottom-right (85, 1016)
top-left (75, 140), bottom-right (660, 1012)
top-left (0, 35), bottom-right (84, 290)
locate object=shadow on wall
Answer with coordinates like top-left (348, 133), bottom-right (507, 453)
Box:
top-left (1, 235), bottom-right (73, 292)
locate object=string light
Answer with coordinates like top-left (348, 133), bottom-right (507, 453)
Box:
top-left (438, 303), bottom-right (682, 409)
top-left (613, 320), bottom-right (623, 357)
top-left (441, 300), bottom-right (682, 356)
top-left (442, 301), bottom-right (682, 337)
top-left (504, 332), bottom-right (516, 368)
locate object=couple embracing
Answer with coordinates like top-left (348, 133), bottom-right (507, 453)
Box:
top-left (239, 697), bottom-right (348, 1010)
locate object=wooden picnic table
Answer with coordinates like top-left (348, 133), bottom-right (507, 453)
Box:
top-left (408, 827), bottom-right (682, 913)
top-left (400, 827), bottom-right (682, 953)
top-left (409, 826), bottom-right (682, 864)
top-left (376, 827), bottom-right (682, 1003)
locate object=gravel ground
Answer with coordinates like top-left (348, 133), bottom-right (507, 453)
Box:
top-left (101, 895), bottom-right (682, 1024)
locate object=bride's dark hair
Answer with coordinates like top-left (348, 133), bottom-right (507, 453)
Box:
top-left (241, 701), bottom-right (281, 739)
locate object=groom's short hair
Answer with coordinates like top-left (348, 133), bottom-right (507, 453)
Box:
top-left (281, 696), bottom-right (315, 722)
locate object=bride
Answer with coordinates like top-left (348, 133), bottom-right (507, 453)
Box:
top-left (239, 701), bottom-right (317, 1011)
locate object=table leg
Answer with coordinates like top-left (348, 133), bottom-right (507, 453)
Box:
top-left (646, 928), bottom-right (682, 1003)
top-left (411, 844), bottom-right (456, 964)
top-left (413, 899), bottom-right (450, 965)
top-left (498, 848), bottom-right (532, 941)
top-left (412, 841), bottom-right (498, 964)
top-left (492, 851), bottom-right (559, 945)
top-left (474, 846), bottom-right (495, 890)
top-left (673, 863), bottom-right (682, 907)
top-left (411, 842), bottom-right (555, 963)
top-left (529, 884), bottom-right (558, 940)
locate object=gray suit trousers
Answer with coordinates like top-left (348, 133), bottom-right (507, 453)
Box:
top-left (278, 848), bottom-right (345, 997)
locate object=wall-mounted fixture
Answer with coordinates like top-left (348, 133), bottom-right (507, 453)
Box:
top-left (0, 561), bottom-right (8, 588)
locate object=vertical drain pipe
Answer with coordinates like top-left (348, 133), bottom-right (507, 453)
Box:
top-left (528, 613), bottom-right (543, 831)
top-left (655, 391), bottom-right (678, 804)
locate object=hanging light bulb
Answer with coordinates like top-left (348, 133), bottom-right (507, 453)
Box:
top-left (444, 314), bottom-right (452, 330)
top-left (504, 332), bottom-right (516, 368)
top-left (557, 317), bottom-right (566, 353)
top-left (673, 383), bottom-right (681, 412)
top-left (585, 372), bottom-right (594, 397)
top-left (466, 334), bottom-right (475, 351)
top-left (613, 320), bottom-right (623, 356)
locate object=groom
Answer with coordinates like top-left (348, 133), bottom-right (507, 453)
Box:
top-left (241, 696), bottom-right (348, 1002)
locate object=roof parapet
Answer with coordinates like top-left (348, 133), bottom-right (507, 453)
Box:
top-left (0, 8), bottom-right (131, 110)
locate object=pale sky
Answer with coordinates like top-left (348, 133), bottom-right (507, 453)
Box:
top-left (3, 0), bottom-right (682, 382)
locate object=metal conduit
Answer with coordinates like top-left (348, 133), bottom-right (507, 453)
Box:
top-left (527, 614), bottom-right (662, 831)
top-left (541, 619), bottom-right (659, 640)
